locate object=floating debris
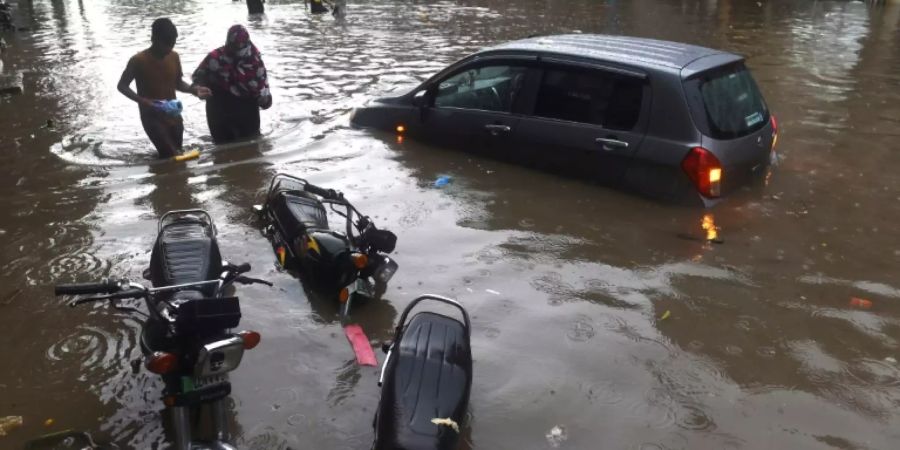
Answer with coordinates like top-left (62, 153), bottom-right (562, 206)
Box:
top-left (849, 297), bottom-right (873, 309)
top-left (546, 425), bottom-right (568, 447)
top-left (0, 71), bottom-right (23, 95)
top-left (434, 175), bottom-right (452, 188)
top-left (173, 148), bottom-right (200, 162)
top-left (0, 416), bottom-right (23, 436)
top-left (431, 417), bottom-right (459, 433)
top-left (659, 310), bottom-right (671, 321)
top-left (344, 324), bottom-right (377, 366)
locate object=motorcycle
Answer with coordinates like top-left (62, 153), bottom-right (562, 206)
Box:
top-left (373, 295), bottom-right (473, 450)
top-left (253, 173), bottom-right (398, 316)
top-left (54, 210), bottom-right (270, 450)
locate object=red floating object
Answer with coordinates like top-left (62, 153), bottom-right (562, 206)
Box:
top-left (849, 297), bottom-right (873, 309)
top-left (344, 324), bottom-right (377, 366)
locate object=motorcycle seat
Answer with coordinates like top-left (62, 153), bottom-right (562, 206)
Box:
top-left (272, 192), bottom-right (329, 232)
top-left (149, 219), bottom-right (222, 292)
top-left (375, 312), bottom-right (472, 450)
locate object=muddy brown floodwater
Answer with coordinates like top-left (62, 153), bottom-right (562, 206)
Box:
top-left (2, 0), bottom-right (900, 448)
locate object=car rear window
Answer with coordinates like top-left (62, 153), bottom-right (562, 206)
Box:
top-left (684, 63), bottom-right (769, 140)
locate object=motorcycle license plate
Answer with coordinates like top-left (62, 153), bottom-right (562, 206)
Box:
top-left (172, 380), bottom-right (231, 407)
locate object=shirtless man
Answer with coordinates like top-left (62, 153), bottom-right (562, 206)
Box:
top-left (117, 18), bottom-right (211, 158)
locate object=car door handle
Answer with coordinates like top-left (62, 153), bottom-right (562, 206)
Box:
top-left (595, 137), bottom-right (629, 151)
top-left (484, 124), bottom-right (511, 135)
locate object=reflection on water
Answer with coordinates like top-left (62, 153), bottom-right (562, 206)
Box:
top-left (701, 213), bottom-right (719, 242)
top-left (2, 0), bottom-right (900, 449)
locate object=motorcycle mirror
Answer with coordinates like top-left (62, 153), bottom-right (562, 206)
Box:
top-left (367, 229), bottom-right (398, 254)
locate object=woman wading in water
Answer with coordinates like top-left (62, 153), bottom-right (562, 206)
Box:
top-left (192, 25), bottom-right (272, 144)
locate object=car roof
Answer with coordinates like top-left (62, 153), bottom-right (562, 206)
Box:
top-left (481, 34), bottom-right (737, 73)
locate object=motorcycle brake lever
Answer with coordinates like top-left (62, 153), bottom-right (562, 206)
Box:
top-left (235, 275), bottom-right (274, 287)
top-left (69, 296), bottom-right (102, 307)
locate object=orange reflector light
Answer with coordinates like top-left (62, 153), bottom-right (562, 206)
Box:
top-left (709, 168), bottom-right (722, 183)
top-left (396, 124), bottom-right (406, 133)
top-left (351, 253), bottom-right (368, 269)
top-left (276, 246), bottom-right (286, 266)
top-left (339, 288), bottom-right (350, 303)
top-left (239, 330), bottom-right (261, 350)
top-left (163, 396), bottom-right (176, 407)
top-left (770, 115), bottom-right (778, 150)
top-left (145, 352), bottom-right (178, 375)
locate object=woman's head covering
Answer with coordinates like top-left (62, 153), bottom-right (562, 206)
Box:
top-left (192, 24), bottom-right (271, 103)
top-left (225, 25), bottom-right (252, 58)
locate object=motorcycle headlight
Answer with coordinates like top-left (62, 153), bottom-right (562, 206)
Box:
top-left (374, 257), bottom-right (399, 284)
top-left (194, 336), bottom-right (244, 378)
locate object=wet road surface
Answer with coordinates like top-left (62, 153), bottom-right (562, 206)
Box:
top-left (2, 0), bottom-right (900, 448)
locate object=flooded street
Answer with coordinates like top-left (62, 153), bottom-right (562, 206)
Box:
top-left (2, 0), bottom-right (900, 448)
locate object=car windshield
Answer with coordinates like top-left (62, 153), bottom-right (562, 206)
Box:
top-left (685, 64), bottom-right (769, 140)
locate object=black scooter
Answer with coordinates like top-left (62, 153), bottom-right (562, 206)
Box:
top-left (54, 210), bottom-right (270, 450)
top-left (373, 295), bottom-right (473, 450)
top-left (254, 173), bottom-right (398, 316)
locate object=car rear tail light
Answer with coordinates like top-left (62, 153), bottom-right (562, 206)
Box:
top-left (681, 147), bottom-right (722, 198)
top-left (238, 330), bottom-right (261, 350)
top-left (145, 352), bottom-right (178, 374)
top-left (770, 114), bottom-right (778, 150)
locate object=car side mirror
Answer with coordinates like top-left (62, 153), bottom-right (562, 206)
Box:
top-left (412, 90), bottom-right (429, 108)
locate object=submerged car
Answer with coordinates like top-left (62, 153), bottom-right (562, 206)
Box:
top-left (350, 34), bottom-right (777, 204)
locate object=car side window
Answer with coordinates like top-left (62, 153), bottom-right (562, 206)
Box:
top-left (434, 65), bottom-right (528, 113)
top-left (533, 67), bottom-right (644, 130)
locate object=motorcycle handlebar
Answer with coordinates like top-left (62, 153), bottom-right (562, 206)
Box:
top-left (304, 183), bottom-right (342, 201)
top-left (225, 262), bottom-right (251, 274)
top-left (66, 289), bottom-right (148, 307)
top-left (55, 279), bottom-right (120, 296)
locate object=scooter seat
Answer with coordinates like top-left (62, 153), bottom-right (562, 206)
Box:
top-left (375, 312), bottom-right (472, 450)
top-left (149, 220), bottom-right (222, 292)
top-left (272, 192), bottom-right (329, 233)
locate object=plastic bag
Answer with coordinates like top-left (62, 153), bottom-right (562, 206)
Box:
top-left (153, 99), bottom-right (183, 117)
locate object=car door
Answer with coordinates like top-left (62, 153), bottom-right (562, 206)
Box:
top-left (418, 61), bottom-right (533, 160)
top-left (512, 62), bottom-right (650, 185)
